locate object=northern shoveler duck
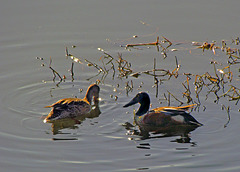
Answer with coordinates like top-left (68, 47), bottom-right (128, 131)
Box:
top-left (44, 84), bottom-right (100, 123)
top-left (123, 92), bottom-right (202, 134)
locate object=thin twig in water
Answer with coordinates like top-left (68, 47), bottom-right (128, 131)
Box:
top-left (48, 57), bottom-right (63, 82)
top-left (222, 105), bottom-right (231, 128)
top-left (70, 62), bottom-right (74, 81)
top-left (153, 58), bottom-right (159, 98)
top-left (65, 47), bottom-right (69, 58)
top-left (167, 90), bottom-right (184, 105)
top-left (126, 36), bottom-right (160, 48)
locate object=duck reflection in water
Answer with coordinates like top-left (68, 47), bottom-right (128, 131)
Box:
top-left (123, 92), bottom-right (202, 141)
top-left (50, 103), bottom-right (101, 135)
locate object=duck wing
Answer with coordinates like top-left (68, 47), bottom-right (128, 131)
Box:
top-left (45, 98), bottom-right (88, 108)
top-left (141, 112), bottom-right (173, 126)
top-left (146, 107), bottom-right (202, 127)
top-left (152, 104), bottom-right (196, 112)
top-left (44, 98), bottom-right (91, 121)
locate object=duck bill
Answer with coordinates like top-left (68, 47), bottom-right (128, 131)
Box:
top-left (123, 97), bottom-right (138, 108)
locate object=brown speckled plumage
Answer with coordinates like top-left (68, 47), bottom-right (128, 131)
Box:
top-left (44, 84), bottom-right (100, 122)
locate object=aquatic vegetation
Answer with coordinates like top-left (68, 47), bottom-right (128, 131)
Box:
top-left (44, 42), bottom-right (239, 107)
top-left (48, 57), bottom-right (63, 83)
top-left (126, 36), bottom-right (172, 58)
top-left (37, 33), bottom-right (240, 130)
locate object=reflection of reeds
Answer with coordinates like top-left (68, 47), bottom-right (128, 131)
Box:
top-left (220, 85), bottom-right (240, 104)
top-left (182, 75), bottom-right (193, 104)
top-left (131, 56), bottom-right (180, 80)
top-left (65, 47), bottom-right (83, 81)
top-left (193, 59), bottom-right (239, 105)
top-left (125, 80), bottom-right (133, 96)
top-left (47, 57), bottom-right (63, 86)
top-left (222, 105), bottom-right (230, 128)
top-left (48, 57), bottom-right (62, 81)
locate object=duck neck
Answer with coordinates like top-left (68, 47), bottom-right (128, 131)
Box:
top-left (85, 90), bottom-right (93, 105)
top-left (135, 100), bottom-right (150, 116)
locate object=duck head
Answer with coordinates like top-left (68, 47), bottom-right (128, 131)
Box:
top-left (85, 84), bottom-right (100, 105)
top-left (123, 92), bottom-right (150, 116)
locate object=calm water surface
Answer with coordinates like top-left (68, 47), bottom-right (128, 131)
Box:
top-left (0, 1), bottom-right (240, 172)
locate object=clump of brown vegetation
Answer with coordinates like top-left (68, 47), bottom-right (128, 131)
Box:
top-left (37, 33), bottom-right (240, 127)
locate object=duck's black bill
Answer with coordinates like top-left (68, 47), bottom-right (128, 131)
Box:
top-left (123, 98), bottom-right (138, 108)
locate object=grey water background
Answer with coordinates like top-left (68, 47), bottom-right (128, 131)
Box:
top-left (0, 0), bottom-right (240, 171)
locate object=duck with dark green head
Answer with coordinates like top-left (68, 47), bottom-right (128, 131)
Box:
top-left (123, 92), bottom-right (202, 135)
